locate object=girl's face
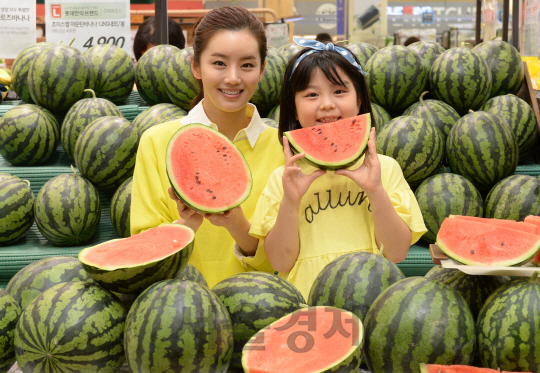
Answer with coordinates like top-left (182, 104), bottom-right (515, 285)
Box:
top-left (294, 67), bottom-right (361, 128)
top-left (191, 30), bottom-right (265, 114)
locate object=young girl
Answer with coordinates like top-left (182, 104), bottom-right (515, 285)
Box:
top-left (247, 38), bottom-right (427, 299)
top-left (130, 7), bottom-right (285, 288)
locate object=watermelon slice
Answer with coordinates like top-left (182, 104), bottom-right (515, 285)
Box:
top-left (420, 364), bottom-right (529, 373)
top-left (242, 306), bottom-right (363, 373)
top-left (451, 215), bottom-right (540, 235)
top-left (79, 224), bottom-right (195, 294)
top-left (284, 113), bottom-right (371, 170)
top-left (436, 217), bottom-right (540, 266)
top-left (166, 123), bottom-right (253, 214)
top-left (524, 215), bottom-right (540, 266)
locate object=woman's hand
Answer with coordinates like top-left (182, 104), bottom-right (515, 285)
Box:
top-left (168, 187), bottom-right (204, 231)
top-left (335, 128), bottom-right (382, 195)
top-left (202, 206), bottom-right (244, 229)
top-left (282, 136), bottom-right (326, 206)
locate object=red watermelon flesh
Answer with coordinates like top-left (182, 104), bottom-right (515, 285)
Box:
top-left (284, 113), bottom-right (371, 170)
top-left (451, 215), bottom-right (540, 235)
top-left (166, 124), bottom-right (252, 214)
top-left (524, 215), bottom-right (540, 265)
top-left (420, 364), bottom-right (528, 373)
top-left (436, 218), bottom-right (540, 266)
top-left (242, 306), bottom-right (363, 373)
top-left (79, 224), bottom-right (194, 269)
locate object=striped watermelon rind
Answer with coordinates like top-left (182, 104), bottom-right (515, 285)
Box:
top-left (0, 104), bottom-right (60, 166)
top-left (11, 42), bottom-right (53, 104)
top-left (5, 256), bottom-right (92, 309)
top-left (14, 281), bottom-right (126, 373)
top-left (363, 277), bottom-right (476, 372)
top-left (110, 176), bottom-right (133, 238)
top-left (415, 173), bottom-right (484, 244)
top-left (124, 279), bottom-right (233, 372)
top-left (377, 115), bottom-right (445, 187)
top-left (266, 104), bottom-right (280, 121)
top-left (74, 116), bottom-right (140, 190)
top-left (346, 42), bottom-right (378, 69)
top-left (131, 103), bottom-right (186, 134)
top-left (173, 262), bottom-right (208, 287)
top-left (484, 175), bottom-right (540, 221)
top-left (371, 102), bottom-right (392, 132)
top-left (0, 289), bottom-right (21, 373)
top-left (79, 224), bottom-right (195, 294)
top-left (277, 42), bottom-right (303, 62)
top-left (407, 41), bottom-right (445, 70)
top-left (250, 48), bottom-right (287, 115)
top-left (446, 111), bottom-right (518, 193)
top-left (165, 47), bottom-right (201, 111)
top-left (0, 174), bottom-right (34, 246)
top-left (61, 89), bottom-right (123, 160)
top-left (34, 171), bottom-right (101, 246)
top-left (84, 44), bottom-right (135, 104)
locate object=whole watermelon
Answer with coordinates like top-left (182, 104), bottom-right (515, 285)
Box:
top-left (34, 171), bottom-right (101, 246)
top-left (480, 94), bottom-right (539, 160)
top-left (266, 104), bottom-right (280, 121)
top-left (0, 174), bottom-right (34, 246)
top-left (110, 176), bottom-right (132, 238)
top-left (363, 277), bottom-right (476, 373)
top-left (278, 42), bottom-right (303, 62)
top-left (6, 256), bottom-right (92, 309)
top-left (377, 115), bottom-right (445, 188)
top-left (15, 281), bottom-right (126, 373)
top-left (124, 280), bottom-right (233, 373)
top-left (403, 91), bottom-right (460, 140)
top-left (407, 41), bottom-right (445, 70)
top-left (371, 102), bottom-right (392, 132)
top-left (484, 175), bottom-right (540, 220)
top-left (61, 89), bottom-right (123, 160)
top-left (84, 43), bottom-right (135, 104)
top-left (308, 251), bottom-right (405, 321)
top-left (473, 40), bottom-right (524, 97)
top-left (477, 274), bottom-right (540, 371)
top-left (347, 42), bottom-right (378, 68)
top-left (425, 266), bottom-right (509, 320)
top-left (250, 48), bottom-right (287, 116)
top-left (135, 44), bottom-right (181, 105)
top-left (173, 262), bottom-right (208, 287)
top-left (212, 272), bottom-right (304, 369)
top-left (366, 46), bottom-right (428, 115)
top-left (430, 48), bottom-right (492, 115)
top-left (446, 111), bottom-right (518, 193)
top-left (74, 116), bottom-right (140, 189)
top-left (131, 103), bottom-right (186, 134)
top-left (0, 289), bottom-right (21, 373)
top-left (165, 47), bottom-right (201, 111)
top-left (11, 42), bottom-right (53, 104)
top-left (0, 104), bottom-right (59, 166)
top-left (27, 44), bottom-right (94, 114)
top-left (415, 173), bottom-right (483, 244)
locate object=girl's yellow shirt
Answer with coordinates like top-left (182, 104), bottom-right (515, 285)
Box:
top-left (249, 154), bottom-right (427, 300)
top-left (131, 103), bottom-right (284, 288)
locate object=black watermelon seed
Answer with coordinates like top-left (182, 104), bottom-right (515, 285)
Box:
top-left (352, 119), bottom-right (356, 124)
top-left (324, 138), bottom-right (327, 140)
top-left (334, 149), bottom-right (337, 152)
top-left (223, 147), bottom-right (226, 150)
top-left (331, 143), bottom-right (334, 146)
top-left (196, 181), bottom-right (201, 184)
top-left (212, 196), bottom-right (216, 199)
top-left (471, 250), bottom-right (474, 254)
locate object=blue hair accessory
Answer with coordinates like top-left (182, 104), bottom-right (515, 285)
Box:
top-left (291, 37), bottom-right (368, 76)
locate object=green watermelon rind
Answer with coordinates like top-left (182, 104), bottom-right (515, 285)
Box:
top-left (241, 306), bottom-right (364, 373)
top-left (78, 223), bottom-right (195, 294)
top-left (284, 114), bottom-right (371, 171)
top-left (0, 173), bottom-right (35, 246)
top-left (0, 289), bottom-right (21, 372)
top-left (166, 123), bottom-right (253, 214)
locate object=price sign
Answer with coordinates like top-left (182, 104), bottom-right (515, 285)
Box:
top-left (0, 0), bottom-right (36, 58)
top-left (44, 0), bottom-right (131, 55)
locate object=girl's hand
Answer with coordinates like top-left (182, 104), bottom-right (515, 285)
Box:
top-left (335, 128), bottom-right (382, 194)
top-left (168, 187), bottom-right (204, 231)
top-left (282, 136), bottom-right (326, 206)
top-left (203, 206), bottom-right (244, 229)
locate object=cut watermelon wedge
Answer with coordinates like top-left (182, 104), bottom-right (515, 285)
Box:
top-left (524, 215), bottom-right (540, 266)
top-left (451, 215), bottom-right (540, 235)
top-left (166, 123), bottom-right (253, 214)
top-left (436, 217), bottom-right (540, 266)
top-left (242, 306), bottom-right (363, 373)
top-left (79, 224), bottom-right (195, 294)
top-left (284, 113), bottom-right (371, 170)
top-left (420, 364), bottom-right (529, 373)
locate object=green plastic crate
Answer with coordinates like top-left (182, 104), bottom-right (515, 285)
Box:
top-left (515, 155), bottom-right (540, 178)
top-left (397, 242), bottom-right (434, 277)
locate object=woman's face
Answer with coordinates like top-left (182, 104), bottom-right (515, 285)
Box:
top-left (191, 30), bottom-right (265, 114)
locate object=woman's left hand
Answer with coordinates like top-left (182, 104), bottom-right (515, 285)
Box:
top-left (335, 128), bottom-right (382, 194)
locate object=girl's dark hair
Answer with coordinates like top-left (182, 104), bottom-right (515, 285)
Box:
top-left (133, 17), bottom-right (186, 61)
top-left (191, 6), bottom-right (268, 108)
top-left (278, 47), bottom-right (374, 143)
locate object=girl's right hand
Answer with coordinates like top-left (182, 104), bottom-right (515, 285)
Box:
top-left (168, 187), bottom-right (204, 231)
top-left (282, 136), bottom-right (326, 206)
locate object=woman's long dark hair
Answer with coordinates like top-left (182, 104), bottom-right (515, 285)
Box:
top-left (278, 47), bottom-right (374, 143)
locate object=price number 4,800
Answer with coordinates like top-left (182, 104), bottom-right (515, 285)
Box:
top-left (83, 36), bottom-right (126, 49)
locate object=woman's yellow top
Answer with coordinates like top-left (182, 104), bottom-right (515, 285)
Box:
top-left (131, 101), bottom-right (284, 288)
top-left (249, 154), bottom-right (427, 300)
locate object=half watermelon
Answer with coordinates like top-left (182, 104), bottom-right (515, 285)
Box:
top-left (284, 113), bottom-right (371, 170)
top-left (166, 124), bottom-right (253, 214)
top-left (524, 215), bottom-right (540, 266)
top-left (242, 306), bottom-right (363, 373)
top-left (79, 224), bottom-right (194, 294)
top-left (436, 216), bottom-right (540, 266)
top-left (420, 364), bottom-right (528, 373)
